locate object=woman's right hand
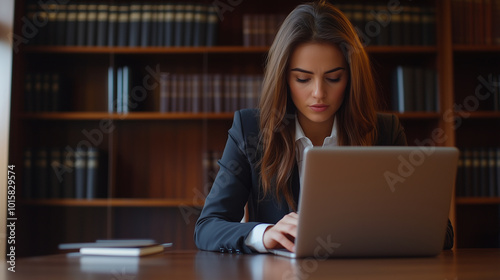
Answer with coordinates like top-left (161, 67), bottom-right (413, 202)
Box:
top-left (263, 212), bottom-right (299, 252)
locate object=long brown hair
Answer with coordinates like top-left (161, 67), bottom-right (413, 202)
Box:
top-left (258, 1), bottom-right (378, 210)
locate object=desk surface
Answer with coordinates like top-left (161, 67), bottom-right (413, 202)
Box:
top-left (4, 249), bottom-right (500, 280)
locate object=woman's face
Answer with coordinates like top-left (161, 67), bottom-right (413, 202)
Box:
top-left (287, 42), bottom-right (349, 128)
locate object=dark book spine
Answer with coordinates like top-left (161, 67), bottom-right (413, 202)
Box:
top-left (205, 4), bottom-right (218, 46)
top-left (24, 73), bottom-right (34, 112)
top-left (155, 4), bottom-right (165, 46)
top-left (86, 3), bottom-right (97, 46)
top-left (174, 3), bottom-right (185, 46)
top-left (46, 3), bottom-right (58, 45)
top-left (50, 73), bottom-right (61, 112)
top-left (401, 5), bottom-right (412, 45)
top-left (76, 2), bottom-right (88, 46)
top-left (480, 148), bottom-right (489, 196)
top-left (159, 72), bottom-right (169, 112)
top-left (456, 149), bottom-right (465, 197)
top-left (129, 3), bottom-right (141, 47)
top-left (390, 10), bottom-right (403, 45)
top-left (49, 147), bottom-right (62, 198)
top-left (62, 148), bottom-right (75, 198)
top-left (150, 4), bottom-right (158, 46)
top-left (424, 68), bottom-right (438, 112)
top-left (192, 74), bottom-right (201, 113)
top-left (107, 4), bottom-right (118, 46)
top-left (193, 4), bottom-right (207, 47)
top-left (36, 2), bottom-right (49, 45)
top-left (23, 148), bottom-right (33, 199)
top-left (34, 147), bottom-right (49, 199)
top-left (183, 4), bottom-right (195, 46)
top-left (463, 148), bottom-right (473, 197)
top-left (164, 4), bottom-right (175, 46)
top-left (65, 4), bottom-right (78, 46)
top-left (203, 74), bottom-right (213, 112)
top-left (471, 148), bottom-right (481, 196)
top-left (212, 74), bottom-right (222, 113)
top-left (140, 4), bottom-right (152, 47)
top-left (414, 67), bottom-right (425, 111)
top-left (86, 147), bottom-right (99, 199)
top-left (25, 2), bottom-right (38, 45)
top-left (422, 7), bottom-right (436, 45)
top-left (410, 6), bottom-right (422, 45)
top-left (33, 73), bottom-right (43, 112)
top-left (96, 4), bottom-right (108, 46)
top-left (74, 147), bottom-right (87, 199)
top-left (117, 4), bottom-right (129, 47)
top-left (41, 73), bottom-right (51, 111)
top-left (488, 147), bottom-right (497, 197)
top-left (496, 147), bottom-right (500, 197)
top-left (55, 3), bottom-right (67, 45)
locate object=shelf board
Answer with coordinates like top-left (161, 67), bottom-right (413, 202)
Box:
top-left (21, 112), bottom-right (235, 120)
top-left (456, 197), bottom-right (500, 205)
top-left (453, 45), bottom-right (500, 53)
top-left (23, 45), bottom-right (437, 54)
top-left (20, 198), bottom-right (205, 207)
top-left (390, 112), bottom-right (441, 119)
top-left (23, 46), bottom-right (270, 54)
top-left (365, 45), bottom-right (437, 54)
top-left (455, 111), bottom-right (500, 119)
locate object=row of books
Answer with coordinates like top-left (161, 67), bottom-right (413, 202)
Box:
top-left (23, 146), bottom-right (106, 199)
top-left (159, 73), bottom-right (263, 113)
top-left (391, 66), bottom-right (438, 112)
top-left (456, 147), bottom-right (500, 198)
top-left (337, 3), bottom-right (436, 46)
top-left (108, 66), bottom-right (132, 113)
top-left (202, 150), bottom-right (222, 193)
top-left (451, 0), bottom-right (500, 45)
top-left (242, 14), bottom-right (286, 47)
top-left (26, 1), bottom-right (218, 47)
top-left (24, 72), bottom-right (65, 112)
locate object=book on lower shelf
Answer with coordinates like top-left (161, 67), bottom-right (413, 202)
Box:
top-left (391, 65), bottom-right (438, 112)
top-left (456, 146), bottom-right (500, 198)
top-left (23, 146), bottom-right (107, 199)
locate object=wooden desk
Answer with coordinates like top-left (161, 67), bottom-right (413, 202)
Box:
top-left (4, 249), bottom-right (500, 279)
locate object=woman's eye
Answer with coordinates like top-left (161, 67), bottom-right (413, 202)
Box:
top-left (327, 77), bottom-right (340, 82)
top-left (296, 78), bottom-right (310, 83)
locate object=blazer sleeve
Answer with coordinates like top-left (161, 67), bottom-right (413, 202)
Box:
top-left (194, 110), bottom-right (260, 253)
top-left (377, 113), bottom-right (454, 250)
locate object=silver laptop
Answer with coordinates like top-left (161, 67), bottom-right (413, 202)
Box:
top-left (269, 146), bottom-right (459, 258)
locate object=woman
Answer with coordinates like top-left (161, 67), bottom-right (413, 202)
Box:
top-left (194, 1), bottom-right (453, 253)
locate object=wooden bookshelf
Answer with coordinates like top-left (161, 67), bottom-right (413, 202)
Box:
top-left (21, 198), bottom-right (205, 207)
top-left (8, 0), bottom-right (500, 257)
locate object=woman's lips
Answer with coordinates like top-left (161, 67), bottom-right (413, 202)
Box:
top-left (310, 104), bottom-right (329, 112)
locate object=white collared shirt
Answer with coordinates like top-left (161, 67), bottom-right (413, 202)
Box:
top-left (295, 115), bottom-right (339, 178)
top-left (245, 115), bottom-right (338, 253)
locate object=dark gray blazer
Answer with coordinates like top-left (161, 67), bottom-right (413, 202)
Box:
top-left (194, 108), bottom-right (454, 253)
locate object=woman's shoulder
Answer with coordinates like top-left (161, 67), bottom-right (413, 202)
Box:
top-left (375, 112), bottom-right (407, 146)
top-left (375, 112), bottom-right (398, 126)
top-left (232, 108), bottom-right (260, 133)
